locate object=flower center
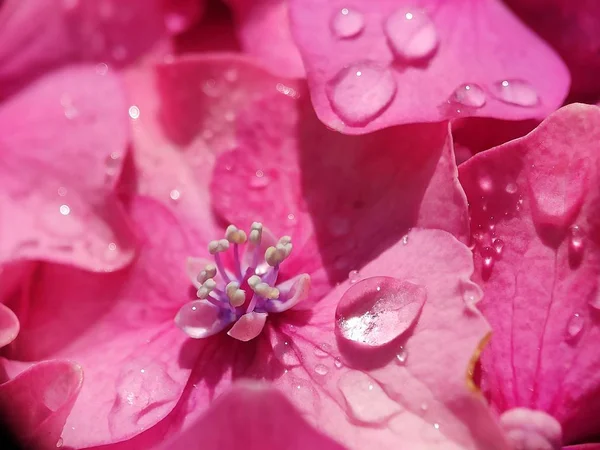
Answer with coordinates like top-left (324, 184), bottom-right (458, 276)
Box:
top-left (176, 223), bottom-right (311, 342)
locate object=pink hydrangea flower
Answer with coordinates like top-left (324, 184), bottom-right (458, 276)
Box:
top-left (459, 103), bottom-right (600, 448)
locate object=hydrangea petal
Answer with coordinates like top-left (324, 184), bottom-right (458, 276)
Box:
top-left (0, 65), bottom-right (136, 272)
top-left (6, 197), bottom-right (203, 448)
top-left (288, 0), bottom-right (569, 133)
top-left (265, 273), bottom-right (311, 313)
top-left (227, 312), bottom-right (268, 342)
top-left (459, 104), bottom-right (600, 443)
top-left (0, 360), bottom-right (83, 449)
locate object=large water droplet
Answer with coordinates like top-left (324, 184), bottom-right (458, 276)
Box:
top-left (330, 8), bottom-right (365, 39)
top-left (169, 189), bottom-right (181, 203)
top-left (384, 8), bottom-right (438, 62)
top-left (450, 84), bottom-right (486, 108)
top-left (327, 63), bottom-right (396, 126)
top-left (566, 313), bottom-right (584, 341)
top-left (335, 277), bottom-right (426, 347)
top-left (337, 371), bottom-right (402, 424)
top-left (491, 79), bottom-right (539, 107)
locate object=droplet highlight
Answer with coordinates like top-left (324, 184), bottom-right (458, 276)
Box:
top-left (327, 63), bottom-right (396, 126)
top-left (491, 79), bottom-right (539, 107)
top-left (450, 84), bottom-right (486, 108)
top-left (569, 225), bottom-right (584, 258)
top-left (396, 347), bottom-right (408, 364)
top-left (566, 313), bottom-right (584, 341)
top-left (331, 8), bottom-right (365, 39)
top-left (335, 276), bottom-right (426, 347)
top-left (384, 8), bottom-right (438, 62)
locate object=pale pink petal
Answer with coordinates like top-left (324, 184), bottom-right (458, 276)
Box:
top-left (226, 0), bottom-right (305, 77)
top-left (227, 312), bottom-right (268, 341)
top-left (0, 360), bottom-right (83, 449)
top-left (157, 382), bottom-right (345, 450)
top-left (459, 104), bottom-right (600, 443)
top-left (288, 0), bottom-right (570, 133)
top-left (265, 273), bottom-right (311, 312)
top-left (186, 257), bottom-right (213, 289)
top-left (176, 300), bottom-right (234, 338)
top-left (0, 304), bottom-right (18, 349)
top-left (6, 197), bottom-right (204, 448)
top-left (0, 65), bottom-right (136, 272)
top-left (500, 408), bottom-right (562, 450)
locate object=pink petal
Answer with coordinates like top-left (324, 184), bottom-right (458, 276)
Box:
top-left (157, 382), bottom-right (345, 450)
top-left (176, 300), bottom-right (234, 338)
top-left (459, 103), bottom-right (600, 443)
top-left (500, 408), bottom-right (562, 450)
top-left (504, 0), bottom-right (600, 102)
top-left (6, 197), bottom-right (203, 448)
top-left (0, 65), bottom-right (136, 272)
top-left (210, 70), bottom-right (469, 297)
top-left (288, 0), bottom-right (570, 133)
top-left (227, 312), bottom-right (268, 341)
top-left (226, 0), bottom-right (305, 77)
top-left (0, 304), bottom-right (19, 348)
top-left (186, 257), bottom-right (213, 289)
top-left (0, 360), bottom-right (83, 449)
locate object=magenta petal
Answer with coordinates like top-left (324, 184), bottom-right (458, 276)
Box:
top-left (0, 360), bottom-right (83, 449)
top-left (158, 382), bottom-right (345, 450)
top-left (176, 300), bottom-right (233, 339)
top-left (288, 0), bottom-right (570, 133)
top-left (0, 65), bottom-right (136, 272)
top-left (459, 104), bottom-right (600, 443)
top-left (227, 312), bottom-right (268, 342)
top-left (0, 304), bottom-right (19, 348)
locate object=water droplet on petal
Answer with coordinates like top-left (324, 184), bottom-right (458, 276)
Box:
top-left (349, 270), bottom-right (360, 283)
top-left (493, 238), bottom-right (504, 255)
top-left (505, 182), bottom-right (518, 194)
top-left (569, 225), bottom-right (584, 257)
top-left (337, 371), bottom-right (402, 424)
top-left (169, 189), bottom-right (181, 202)
top-left (105, 152), bottom-right (121, 175)
top-left (273, 340), bottom-right (301, 367)
top-left (59, 204), bottom-right (71, 216)
top-left (314, 364), bottom-right (329, 376)
top-left (402, 234), bottom-right (409, 245)
top-left (250, 170), bottom-right (270, 189)
top-left (396, 347), bottom-right (408, 364)
top-left (334, 357), bottom-right (343, 369)
top-left (384, 8), bottom-right (438, 62)
top-left (566, 313), bottom-right (584, 341)
top-left (335, 277), bottom-right (426, 347)
top-left (450, 84), bottom-right (486, 108)
top-left (95, 63), bottom-right (109, 75)
top-left (480, 246), bottom-right (495, 277)
top-left (479, 175), bottom-right (493, 193)
top-left (327, 63), bottom-right (396, 126)
top-left (56, 437), bottom-right (64, 448)
top-left (330, 8), bottom-right (365, 39)
top-left (128, 105), bottom-right (140, 120)
top-left (491, 79), bottom-right (539, 107)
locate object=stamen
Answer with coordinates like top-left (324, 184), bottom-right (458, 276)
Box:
top-left (249, 222), bottom-right (263, 245)
top-left (196, 264), bottom-right (217, 284)
top-left (265, 241), bottom-right (292, 266)
top-left (225, 225), bottom-right (247, 244)
top-left (226, 281), bottom-right (246, 307)
top-left (248, 275), bottom-right (279, 299)
top-left (197, 279), bottom-right (217, 299)
top-left (208, 239), bottom-right (230, 254)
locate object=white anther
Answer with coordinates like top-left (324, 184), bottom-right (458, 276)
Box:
top-left (265, 243), bottom-right (291, 266)
top-left (248, 275), bottom-right (261, 288)
top-left (249, 222), bottom-right (263, 244)
top-left (247, 275), bottom-right (279, 299)
top-left (196, 264), bottom-right (217, 284)
top-left (277, 241), bottom-right (293, 258)
top-left (226, 282), bottom-right (246, 307)
top-left (208, 239), bottom-right (230, 254)
top-left (278, 236), bottom-right (292, 245)
top-left (225, 225), bottom-right (247, 244)
top-left (197, 279), bottom-right (217, 299)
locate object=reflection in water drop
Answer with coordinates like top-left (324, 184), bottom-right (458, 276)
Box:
top-left (384, 8), bottom-right (438, 62)
top-left (330, 8), bottom-right (365, 39)
top-left (327, 63), bottom-right (396, 126)
top-left (491, 79), bottom-right (539, 107)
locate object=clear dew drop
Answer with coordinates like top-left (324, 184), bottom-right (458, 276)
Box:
top-left (105, 152), bottom-right (121, 175)
top-left (169, 189), bottom-right (181, 203)
top-left (480, 246), bottom-right (495, 277)
top-left (479, 174), bottom-right (493, 193)
top-left (383, 8), bottom-right (438, 62)
top-left (56, 438), bottom-right (64, 448)
top-left (450, 84), bottom-right (486, 108)
top-left (95, 63), bottom-right (108, 76)
top-left (349, 269), bottom-right (360, 283)
top-left (566, 313), bottom-right (584, 341)
top-left (569, 225), bottom-right (584, 255)
top-left (327, 62), bottom-right (396, 126)
top-left (493, 238), bottom-right (504, 255)
top-left (59, 204), bottom-right (71, 216)
top-left (249, 170), bottom-right (270, 189)
top-left (330, 7), bottom-right (365, 39)
top-left (335, 277), bottom-right (426, 347)
top-left (491, 79), bottom-right (539, 107)
top-left (334, 357), bottom-right (343, 369)
top-left (395, 347), bottom-right (408, 365)
top-left (505, 182), bottom-right (518, 194)
top-left (128, 105), bottom-right (140, 120)
top-left (402, 234), bottom-right (409, 245)
top-left (314, 364), bottom-right (329, 376)
top-left (273, 340), bottom-right (301, 367)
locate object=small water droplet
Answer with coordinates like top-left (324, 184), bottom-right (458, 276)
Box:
top-left (337, 371), bottom-right (401, 424)
top-left (164, 12), bottom-right (187, 33)
top-left (480, 246), bottom-right (495, 277)
top-left (433, 423), bottom-right (440, 430)
top-left (479, 175), bottom-right (493, 193)
top-left (421, 402), bottom-right (428, 412)
top-left (450, 84), bottom-right (486, 108)
top-left (493, 238), bottom-right (504, 255)
top-left (569, 225), bottom-right (584, 257)
top-left (273, 340), bottom-right (301, 367)
top-left (59, 204), bottom-right (71, 216)
top-left (60, 94), bottom-right (79, 119)
top-left (384, 8), bottom-right (438, 62)
top-left (327, 62), bottom-right (396, 126)
top-left (95, 63), bottom-right (109, 75)
top-left (56, 438), bottom-right (64, 448)
top-left (330, 7), bottom-right (365, 39)
top-left (566, 313), bottom-right (584, 341)
top-left (276, 83), bottom-right (299, 98)
top-left (128, 105), bottom-right (140, 119)
top-left (491, 79), bottom-right (539, 107)
top-left (105, 152), bottom-right (121, 175)
top-left (202, 79), bottom-right (222, 97)
top-left (57, 187), bottom-right (68, 197)
top-left (314, 364), bottom-right (329, 376)
top-left (349, 270), bottom-right (360, 283)
top-left (250, 170), bottom-right (270, 189)
top-left (334, 357), bottom-right (343, 369)
top-left (505, 182), bottom-right (518, 194)
top-left (169, 189), bottom-right (181, 202)
top-left (396, 347), bottom-right (408, 364)
top-left (402, 234), bottom-right (409, 245)
top-left (336, 277), bottom-right (426, 347)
